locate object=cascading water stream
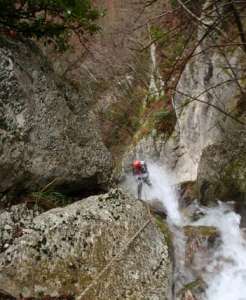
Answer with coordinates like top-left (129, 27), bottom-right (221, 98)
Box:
top-left (141, 163), bottom-right (183, 227)
top-left (148, 42), bottom-right (164, 100)
top-left (124, 162), bottom-right (186, 297)
top-left (126, 162), bottom-right (246, 299)
top-left (193, 204), bottom-right (246, 300)
top-left (138, 163), bottom-right (190, 297)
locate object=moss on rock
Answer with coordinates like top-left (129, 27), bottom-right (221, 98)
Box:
top-left (197, 130), bottom-right (246, 205)
top-left (184, 225), bottom-right (218, 239)
top-left (154, 214), bottom-right (174, 257)
top-left (0, 190), bottom-right (172, 300)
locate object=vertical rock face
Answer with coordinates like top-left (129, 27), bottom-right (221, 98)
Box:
top-left (170, 45), bottom-right (244, 183)
top-left (0, 189), bottom-right (172, 300)
top-left (0, 37), bottom-right (112, 194)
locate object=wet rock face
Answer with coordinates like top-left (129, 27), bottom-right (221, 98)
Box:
top-left (184, 226), bottom-right (218, 268)
top-left (175, 225), bottom-right (219, 300)
top-left (0, 189), bottom-right (172, 300)
top-left (197, 130), bottom-right (246, 205)
top-left (0, 37), bottom-right (112, 195)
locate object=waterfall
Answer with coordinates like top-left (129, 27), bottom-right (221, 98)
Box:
top-left (141, 163), bottom-right (183, 227)
top-left (194, 204), bottom-right (246, 300)
top-left (124, 162), bottom-right (182, 226)
top-left (148, 43), bottom-right (164, 100)
top-left (126, 163), bottom-right (246, 299)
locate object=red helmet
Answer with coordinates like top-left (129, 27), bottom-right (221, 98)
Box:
top-left (133, 160), bottom-right (141, 169)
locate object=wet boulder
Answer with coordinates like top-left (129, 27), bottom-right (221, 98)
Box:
top-left (184, 225), bottom-right (219, 268)
top-left (175, 226), bottom-right (219, 300)
top-left (197, 130), bottom-right (246, 206)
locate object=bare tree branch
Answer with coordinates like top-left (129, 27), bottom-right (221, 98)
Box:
top-left (230, 0), bottom-right (246, 52)
top-left (173, 87), bottom-right (245, 126)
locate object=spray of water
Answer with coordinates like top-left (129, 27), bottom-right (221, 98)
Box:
top-left (124, 162), bottom-right (183, 226)
top-left (143, 163), bottom-right (183, 226)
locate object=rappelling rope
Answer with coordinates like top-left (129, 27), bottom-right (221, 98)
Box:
top-left (77, 216), bottom-right (152, 300)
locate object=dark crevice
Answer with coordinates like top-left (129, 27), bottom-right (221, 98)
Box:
top-left (0, 295), bottom-right (75, 300)
top-left (53, 176), bottom-right (108, 198)
top-left (1, 175), bottom-right (109, 211)
top-left (0, 291), bottom-right (16, 300)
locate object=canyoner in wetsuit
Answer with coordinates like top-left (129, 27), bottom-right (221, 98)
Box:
top-left (132, 160), bottom-right (151, 200)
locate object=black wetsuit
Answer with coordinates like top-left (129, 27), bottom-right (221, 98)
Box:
top-left (133, 163), bottom-right (151, 199)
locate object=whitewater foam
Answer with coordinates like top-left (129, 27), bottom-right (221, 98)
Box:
top-left (125, 162), bottom-right (246, 299)
top-left (194, 203), bottom-right (246, 300)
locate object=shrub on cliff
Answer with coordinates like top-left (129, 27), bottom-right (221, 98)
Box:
top-left (0, 0), bottom-right (101, 49)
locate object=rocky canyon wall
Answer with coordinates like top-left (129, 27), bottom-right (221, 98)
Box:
top-left (122, 0), bottom-right (246, 198)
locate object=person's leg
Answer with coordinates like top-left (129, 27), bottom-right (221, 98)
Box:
top-left (143, 176), bottom-right (152, 187)
top-left (137, 179), bottom-right (142, 200)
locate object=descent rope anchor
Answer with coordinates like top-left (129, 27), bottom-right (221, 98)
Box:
top-left (77, 217), bottom-right (152, 300)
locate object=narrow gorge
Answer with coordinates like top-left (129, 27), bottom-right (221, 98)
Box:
top-left (0, 0), bottom-right (246, 299)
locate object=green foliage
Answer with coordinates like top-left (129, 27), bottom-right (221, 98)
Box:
top-left (154, 215), bottom-right (173, 257)
top-left (103, 102), bottom-right (141, 148)
top-left (150, 24), bottom-right (185, 56)
top-left (150, 25), bottom-right (165, 42)
top-left (170, 0), bottom-right (178, 9)
top-left (152, 108), bottom-right (176, 135)
top-left (177, 278), bottom-right (204, 297)
top-left (150, 24), bottom-right (187, 84)
top-left (31, 190), bottom-right (72, 209)
top-left (99, 82), bottom-right (147, 159)
top-left (153, 109), bottom-right (171, 122)
top-left (0, 0), bottom-right (102, 49)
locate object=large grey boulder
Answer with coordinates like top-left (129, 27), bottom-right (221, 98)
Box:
top-left (0, 37), bottom-right (112, 195)
top-left (0, 189), bottom-right (172, 299)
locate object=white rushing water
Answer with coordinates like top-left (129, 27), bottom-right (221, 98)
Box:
top-left (149, 43), bottom-right (164, 99)
top-left (125, 162), bottom-right (183, 226)
top-left (126, 162), bottom-right (246, 299)
top-left (142, 163), bottom-right (183, 227)
top-left (193, 203), bottom-right (246, 300)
